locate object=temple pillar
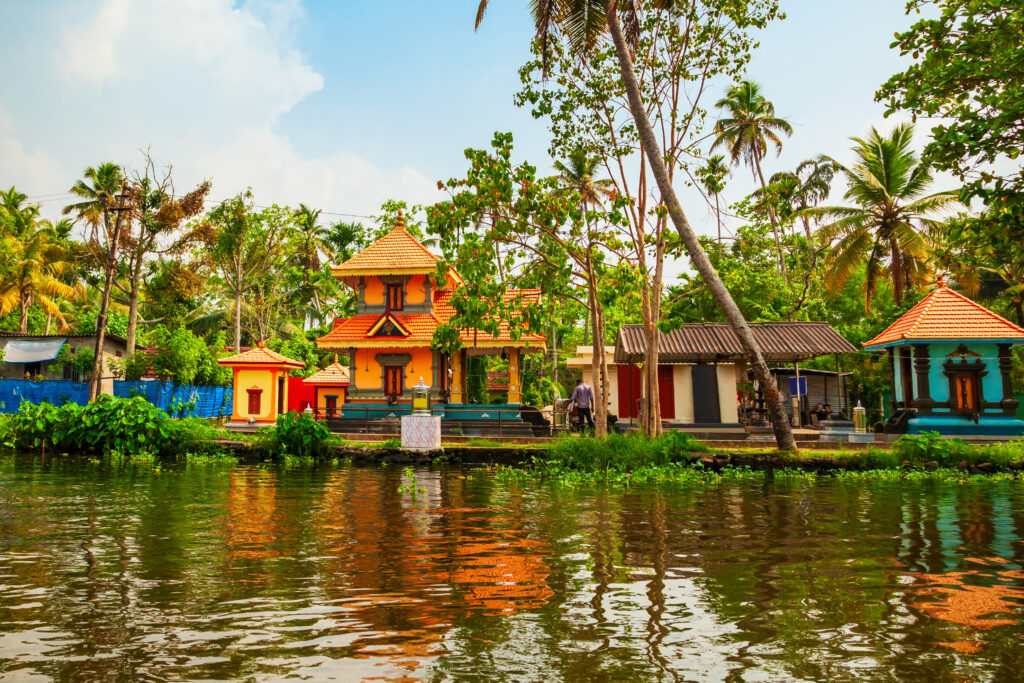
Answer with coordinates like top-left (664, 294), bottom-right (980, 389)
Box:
top-left (348, 346), bottom-right (358, 398)
top-left (449, 350), bottom-right (464, 403)
top-left (998, 344), bottom-right (1019, 416)
top-left (507, 348), bottom-right (521, 404)
top-left (912, 344), bottom-right (934, 413)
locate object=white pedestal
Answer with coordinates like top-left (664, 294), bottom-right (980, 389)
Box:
top-left (401, 415), bottom-right (442, 451)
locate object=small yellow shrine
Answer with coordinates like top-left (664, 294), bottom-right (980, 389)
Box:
top-left (316, 211), bottom-right (545, 414)
top-left (217, 343), bottom-right (304, 424)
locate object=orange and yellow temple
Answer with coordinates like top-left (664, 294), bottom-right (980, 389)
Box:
top-left (315, 212), bottom-right (545, 413)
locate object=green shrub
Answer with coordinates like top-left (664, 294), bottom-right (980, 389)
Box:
top-left (543, 431), bottom-right (710, 473)
top-left (263, 411), bottom-right (331, 460)
top-left (2, 395), bottom-right (171, 455)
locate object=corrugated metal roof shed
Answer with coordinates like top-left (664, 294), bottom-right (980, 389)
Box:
top-left (614, 322), bottom-right (856, 363)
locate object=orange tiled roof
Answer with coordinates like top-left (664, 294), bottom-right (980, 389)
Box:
top-left (330, 213), bottom-right (438, 276)
top-left (303, 360), bottom-right (351, 385)
top-left (863, 284), bottom-right (1024, 348)
top-left (217, 344), bottom-right (304, 368)
top-left (317, 313), bottom-right (439, 345)
top-left (435, 289), bottom-right (547, 346)
top-left (486, 370), bottom-right (510, 391)
top-left (316, 289), bottom-right (547, 348)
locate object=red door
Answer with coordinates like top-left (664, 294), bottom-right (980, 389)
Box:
top-left (384, 366), bottom-right (403, 397)
top-left (658, 365), bottom-right (675, 420)
top-left (617, 364), bottom-right (641, 418)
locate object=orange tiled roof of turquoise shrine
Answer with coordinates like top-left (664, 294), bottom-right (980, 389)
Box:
top-left (303, 358), bottom-right (351, 385)
top-left (863, 281), bottom-right (1024, 349)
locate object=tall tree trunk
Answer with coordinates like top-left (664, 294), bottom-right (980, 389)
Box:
top-left (715, 193), bottom-right (722, 244)
top-left (45, 312), bottom-right (51, 335)
top-left (233, 289), bottom-right (243, 351)
top-left (587, 265), bottom-right (608, 438)
top-left (605, 1), bottom-right (796, 451)
top-left (596, 297), bottom-right (610, 438)
top-left (754, 154), bottom-right (786, 278)
top-left (125, 249), bottom-right (145, 355)
top-left (18, 291), bottom-right (29, 334)
top-left (640, 280), bottom-right (662, 436)
top-left (90, 184), bottom-right (129, 402)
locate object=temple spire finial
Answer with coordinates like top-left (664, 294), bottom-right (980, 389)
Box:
top-left (394, 209), bottom-right (406, 232)
top-left (936, 273), bottom-right (948, 288)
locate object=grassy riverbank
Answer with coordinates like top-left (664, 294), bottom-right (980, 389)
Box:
top-left (3, 398), bottom-right (1024, 481)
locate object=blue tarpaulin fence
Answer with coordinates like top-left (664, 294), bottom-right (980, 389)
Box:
top-left (114, 381), bottom-right (232, 418)
top-left (0, 379), bottom-right (232, 418)
top-left (0, 379), bottom-right (90, 413)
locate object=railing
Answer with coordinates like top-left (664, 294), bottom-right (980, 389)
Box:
top-left (303, 403), bottom-right (536, 437)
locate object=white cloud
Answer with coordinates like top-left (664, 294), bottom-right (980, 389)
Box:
top-left (0, 0), bottom-right (440, 220)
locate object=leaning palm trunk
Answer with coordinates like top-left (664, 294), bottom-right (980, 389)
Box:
top-left (640, 280), bottom-right (662, 436)
top-left (605, 0), bottom-right (795, 450)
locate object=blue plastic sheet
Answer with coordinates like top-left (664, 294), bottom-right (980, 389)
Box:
top-left (114, 381), bottom-right (233, 418)
top-left (0, 379), bottom-right (232, 418)
top-left (0, 379), bottom-right (90, 413)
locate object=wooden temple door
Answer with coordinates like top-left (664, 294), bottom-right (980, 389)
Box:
top-left (657, 365), bottom-right (675, 420)
top-left (899, 348), bottom-right (914, 408)
top-left (952, 373), bottom-right (980, 413)
top-left (384, 366), bottom-right (403, 398)
top-left (617, 364), bottom-right (641, 418)
top-left (247, 389), bottom-right (262, 415)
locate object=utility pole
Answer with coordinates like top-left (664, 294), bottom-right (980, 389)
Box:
top-left (88, 182), bottom-right (131, 402)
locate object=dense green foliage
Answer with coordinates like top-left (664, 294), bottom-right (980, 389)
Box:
top-left (0, 395), bottom-right (222, 457)
top-left (261, 412), bottom-right (332, 461)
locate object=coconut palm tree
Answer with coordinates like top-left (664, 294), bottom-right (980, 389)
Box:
top-left (326, 220), bottom-right (367, 264)
top-left (63, 163), bottom-right (124, 238)
top-left (475, 0), bottom-right (798, 449)
top-left (766, 159), bottom-right (837, 238)
top-left (697, 155), bottom-right (729, 243)
top-left (796, 123), bottom-right (960, 310)
top-left (294, 204), bottom-right (335, 273)
top-left (712, 80), bottom-right (792, 269)
top-left (1, 187), bottom-right (41, 239)
top-left (0, 222), bottom-right (79, 333)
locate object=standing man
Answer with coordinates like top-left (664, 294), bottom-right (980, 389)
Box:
top-left (570, 378), bottom-right (595, 432)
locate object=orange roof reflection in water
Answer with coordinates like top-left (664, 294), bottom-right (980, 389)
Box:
top-left (226, 471), bottom-right (280, 561)
top-left (905, 558), bottom-right (1024, 653)
top-left (449, 537), bottom-right (554, 615)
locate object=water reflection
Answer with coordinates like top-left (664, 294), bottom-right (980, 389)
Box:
top-left (1, 458), bottom-right (1024, 680)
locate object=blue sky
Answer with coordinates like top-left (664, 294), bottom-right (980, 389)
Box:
top-left (0, 0), bottom-right (929, 247)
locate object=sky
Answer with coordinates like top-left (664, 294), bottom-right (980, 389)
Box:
top-left (0, 0), bottom-right (930, 268)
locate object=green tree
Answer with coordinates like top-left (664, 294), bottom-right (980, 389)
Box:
top-left (0, 218), bottom-right (80, 333)
top-left (797, 123), bottom-right (961, 310)
top-left (478, 0), bottom-right (798, 449)
top-left (712, 79), bottom-right (793, 270)
top-left (697, 155), bottom-right (729, 243)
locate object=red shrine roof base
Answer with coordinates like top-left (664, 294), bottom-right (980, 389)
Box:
top-left (863, 284), bottom-right (1024, 349)
top-left (317, 289), bottom-right (547, 348)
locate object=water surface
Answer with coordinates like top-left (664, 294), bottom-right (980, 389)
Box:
top-left (2, 456), bottom-right (1024, 681)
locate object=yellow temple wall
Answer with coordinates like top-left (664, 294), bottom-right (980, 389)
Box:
top-left (351, 347), bottom-right (435, 394)
top-left (364, 278), bottom-right (385, 305)
top-left (233, 368), bottom-right (276, 421)
top-left (406, 275), bottom-right (426, 304)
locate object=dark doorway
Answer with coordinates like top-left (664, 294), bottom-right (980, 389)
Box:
top-left (692, 365), bottom-right (721, 424)
top-left (325, 395), bottom-right (338, 417)
top-left (277, 377), bottom-right (285, 414)
top-left (899, 347), bottom-right (914, 408)
top-left (657, 366), bottom-right (676, 420)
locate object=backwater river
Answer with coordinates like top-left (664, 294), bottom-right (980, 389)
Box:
top-left (1, 455), bottom-right (1024, 681)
